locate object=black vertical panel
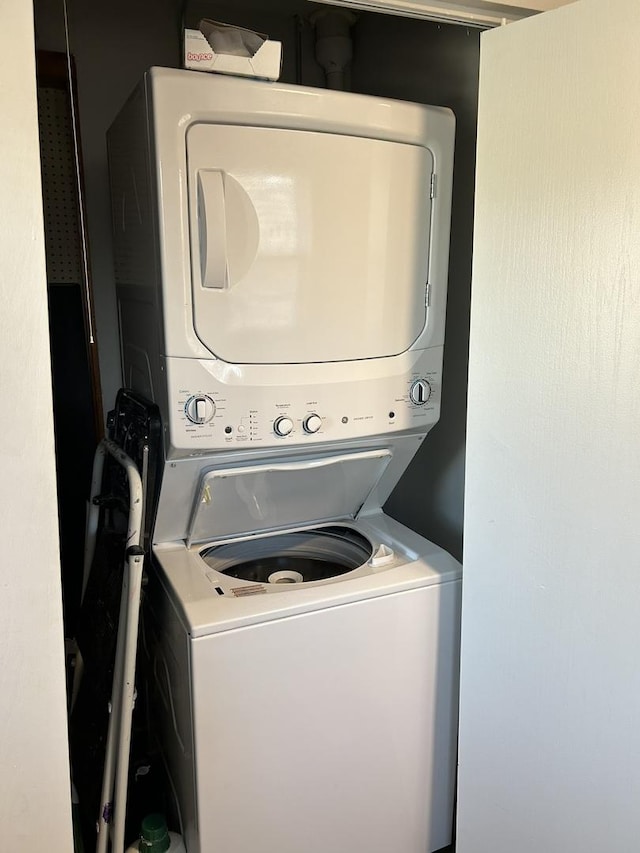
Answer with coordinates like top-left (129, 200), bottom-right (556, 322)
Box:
top-left (37, 65), bottom-right (100, 637)
top-left (48, 284), bottom-right (97, 634)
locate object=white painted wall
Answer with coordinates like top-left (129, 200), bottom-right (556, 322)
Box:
top-left (0, 2), bottom-right (73, 849)
top-left (457, 0), bottom-right (640, 850)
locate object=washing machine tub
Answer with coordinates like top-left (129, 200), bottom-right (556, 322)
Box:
top-left (200, 524), bottom-right (373, 584)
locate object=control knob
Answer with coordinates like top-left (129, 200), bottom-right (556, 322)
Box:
top-left (273, 416), bottom-right (294, 437)
top-left (303, 413), bottom-right (322, 434)
top-left (185, 395), bottom-right (216, 424)
top-left (409, 379), bottom-right (432, 406)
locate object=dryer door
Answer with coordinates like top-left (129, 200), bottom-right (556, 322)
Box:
top-left (187, 124), bottom-right (433, 364)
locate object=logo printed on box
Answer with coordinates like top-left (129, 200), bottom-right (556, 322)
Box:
top-left (187, 52), bottom-right (214, 62)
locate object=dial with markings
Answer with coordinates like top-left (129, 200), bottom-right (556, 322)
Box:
top-left (273, 416), bottom-right (294, 437)
top-left (409, 379), bottom-right (432, 406)
top-left (185, 395), bottom-right (216, 424)
top-left (303, 413), bottom-right (322, 434)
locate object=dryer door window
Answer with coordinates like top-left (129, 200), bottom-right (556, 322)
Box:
top-left (186, 124), bottom-right (433, 364)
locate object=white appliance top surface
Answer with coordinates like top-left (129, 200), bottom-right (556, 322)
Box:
top-left (149, 66), bottom-right (454, 146)
top-left (152, 512), bottom-right (462, 637)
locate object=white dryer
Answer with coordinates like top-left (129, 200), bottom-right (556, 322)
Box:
top-left (108, 69), bottom-right (460, 853)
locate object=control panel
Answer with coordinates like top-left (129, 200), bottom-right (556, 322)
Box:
top-left (165, 348), bottom-right (443, 455)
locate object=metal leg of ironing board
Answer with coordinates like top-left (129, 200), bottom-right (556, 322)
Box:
top-left (94, 439), bottom-right (144, 853)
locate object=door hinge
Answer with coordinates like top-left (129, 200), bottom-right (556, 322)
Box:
top-left (425, 282), bottom-right (431, 307)
top-left (430, 173), bottom-right (437, 199)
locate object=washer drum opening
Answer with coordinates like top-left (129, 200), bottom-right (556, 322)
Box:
top-left (200, 526), bottom-right (373, 584)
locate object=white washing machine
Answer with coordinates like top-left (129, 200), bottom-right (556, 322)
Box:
top-left (108, 68), bottom-right (460, 853)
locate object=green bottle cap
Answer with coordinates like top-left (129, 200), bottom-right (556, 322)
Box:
top-left (139, 814), bottom-right (170, 853)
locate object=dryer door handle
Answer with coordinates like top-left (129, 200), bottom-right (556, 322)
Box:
top-left (197, 169), bottom-right (228, 289)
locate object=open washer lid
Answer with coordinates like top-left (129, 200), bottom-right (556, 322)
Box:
top-left (186, 448), bottom-right (392, 546)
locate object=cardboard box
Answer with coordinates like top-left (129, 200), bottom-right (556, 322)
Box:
top-left (184, 21), bottom-right (282, 82)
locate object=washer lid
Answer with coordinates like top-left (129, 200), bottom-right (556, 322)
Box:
top-left (186, 449), bottom-right (392, 545)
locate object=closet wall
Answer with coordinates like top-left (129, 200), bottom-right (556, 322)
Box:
top-left (0, 3), bottom-right (72, 849)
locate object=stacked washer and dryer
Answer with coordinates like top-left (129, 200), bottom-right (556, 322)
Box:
top-left (108, 67), bottom-right (461, 853)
